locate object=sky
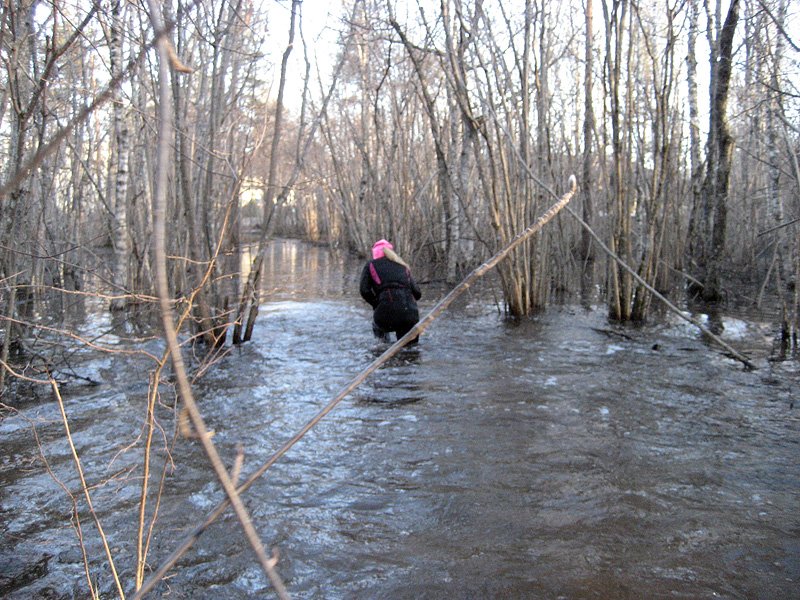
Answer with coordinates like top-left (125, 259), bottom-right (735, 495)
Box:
top-left (262, 0), bottom-right (344, 110)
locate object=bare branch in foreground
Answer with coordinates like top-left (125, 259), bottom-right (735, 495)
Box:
top-left (51, 379), bottom-right (126, 598)
top-left (145, 0), bottom-right (289, 596)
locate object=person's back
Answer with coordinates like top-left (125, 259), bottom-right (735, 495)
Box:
top-left (359, 240), bottom-right (421, 342)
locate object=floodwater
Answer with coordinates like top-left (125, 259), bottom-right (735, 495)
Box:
top-left (1, 239), bottom-right (798, 599)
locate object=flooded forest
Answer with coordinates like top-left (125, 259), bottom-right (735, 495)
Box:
top-left (1, 0), bottom-right (799, 598)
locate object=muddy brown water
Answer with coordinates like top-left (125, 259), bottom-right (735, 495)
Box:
top-left (1, 239), bottom-right (798, 599)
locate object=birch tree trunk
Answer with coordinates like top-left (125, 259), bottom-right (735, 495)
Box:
top-left (684, 0), bottom-right (703, 270)
top-left (109, 0), bottom-right (131, 311)
top-left (580, 0), bottom-right (596, 303)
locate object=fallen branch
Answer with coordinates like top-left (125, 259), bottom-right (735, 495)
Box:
top-left (486, 107), bottom-right (757, 371)
top-left (565, 205), bottom-right (757, 370)
top-left (133, 176), bottom-right (578, 599)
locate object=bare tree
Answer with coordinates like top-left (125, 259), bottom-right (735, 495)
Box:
top-left (391, 9), bottom-right (461, 282)
top-left (601, 0), bottom-right (636, 320)
top-left (109, 0), bottom-right (132, 311)
top-left (686, 0), bottom-right (740, 302)
top-left (233, 0), bottom-right (300, 344)
top-left (580, 0), bottom-right (596, 302)
top-left (0, 0), bottom-right (97, 384)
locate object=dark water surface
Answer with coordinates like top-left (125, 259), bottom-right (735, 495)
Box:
top-left (1, 239), bottom-right (798, 599)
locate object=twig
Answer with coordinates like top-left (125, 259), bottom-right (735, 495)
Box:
top-left (141, 394), bottom-right (180, 587)
top-left (51, 379), bottom-right (126, 598)
top-left (757, 217), bottom-right (800, 237)
top-left (0, 359), bottom-right (50, 384)
top-left (0, 315), bottom-right (162, 362)
top-left (4, 403), bottom-right (99, 598)
top-left (231, 445), bottom-right (245, 486)
top-left (135, 368), bottom-right (164, 589)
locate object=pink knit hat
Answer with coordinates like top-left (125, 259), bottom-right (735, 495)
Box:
top-left (372, 239), bottom-right (393, 259)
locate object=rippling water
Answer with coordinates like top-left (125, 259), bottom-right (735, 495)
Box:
top-left (1, 239), bottom-right (798, 599)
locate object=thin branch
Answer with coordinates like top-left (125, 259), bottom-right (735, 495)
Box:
top-left (566, 205), bottom-right (757, 369)
top-left (12, 405), bottom-right (99, 599)
top-left (757, 216), bottom-right (800, 237)
top-left (144, 0), bottom-right (289, 597)
top-left (754, 0), bottom-right (800, 53)
top-left (23, 1), bottom-right (102, 121)
top-left (51, 379), bottom-right (126, 598)
top-left (0, 0), bottom-right (200, 201)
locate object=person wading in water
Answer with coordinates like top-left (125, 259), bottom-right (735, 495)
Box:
top-left (360, 239), bottom-right (422, 343)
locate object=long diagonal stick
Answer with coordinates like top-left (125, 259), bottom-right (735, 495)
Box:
top-left (134, 176), bottom-right (578, 598)
top-left (563, 205), bottom-right (757, 370)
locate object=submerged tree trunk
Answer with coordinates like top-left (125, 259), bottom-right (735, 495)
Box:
top-left (234, 0), bottom-right (299, 344)
top-left (687, 0), bottom-right (740, 302)
top-left (603, 0), bottom-right (634, 321)
top-left (580, 0), bottom-right (596, 303)
top-left (109, 0), bottom-right (131, 311)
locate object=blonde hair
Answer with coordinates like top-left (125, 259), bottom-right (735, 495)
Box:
top-left (383, 247), bottom-right (410, 269)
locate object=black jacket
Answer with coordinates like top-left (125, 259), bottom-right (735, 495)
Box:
top-left (359, 257), bottom-right (422, 309)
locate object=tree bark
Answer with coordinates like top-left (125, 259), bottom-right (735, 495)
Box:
top-left (109, 0), bottom-right (132, 311)
top-left (691, 0), bottom-right (740, 302)
top-left (580, 0), bottom-right (596, 303)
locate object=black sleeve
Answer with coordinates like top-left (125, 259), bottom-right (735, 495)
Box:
top-left (359, 262), bottom-right (378, 307)
top-left (408, 270), bottom-right (422, 301)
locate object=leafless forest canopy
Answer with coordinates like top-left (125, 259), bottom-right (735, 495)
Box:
top-left (1, 0), bottom-right (799, 376)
